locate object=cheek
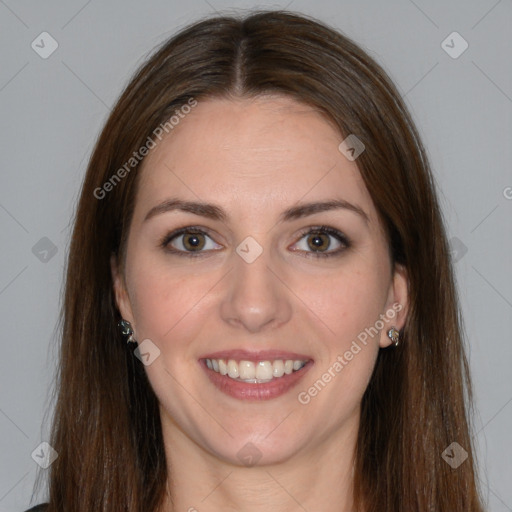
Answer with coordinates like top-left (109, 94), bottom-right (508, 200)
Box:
top-left (293, 262), bottom-right (389, 345)
top-left (125, 251), bottom-right (212, 345)
top-left (291, 257), bottom-right (388, 401)
top-left (296, 275), bottom-right (382, 422)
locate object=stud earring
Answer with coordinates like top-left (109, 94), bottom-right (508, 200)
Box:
top-left (387, 327), bottom-right (400, 347)
top-left (118, 319), bottom-right (137, 344)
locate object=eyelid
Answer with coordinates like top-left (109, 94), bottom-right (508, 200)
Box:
top-left (294, 225), bottom-right (350, 243)
top-left (159, 225), bottom-right (221, 256)
top-left (159, 224), bottom-right (351, 257)
top-left (289, 225), bottom-right (351, 258)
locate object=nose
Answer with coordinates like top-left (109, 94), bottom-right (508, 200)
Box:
top-left (219, 241), bottom-right (293, 334)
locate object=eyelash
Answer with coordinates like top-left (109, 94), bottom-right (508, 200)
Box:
top-left (158, 225), bottom-right (351, 259)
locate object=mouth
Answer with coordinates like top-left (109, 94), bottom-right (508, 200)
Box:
top-left (199, 351), bottom-right (314, 401)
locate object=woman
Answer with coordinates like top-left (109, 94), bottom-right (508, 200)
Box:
top-left (28, 9), bottom-right (486, 512)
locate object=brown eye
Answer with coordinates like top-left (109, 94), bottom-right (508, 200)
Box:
top-left (182, 232), bottom-right (206, 251)
top-left (160, 227), bottom-right (222, 256)
top-left (291, 226), bottom-right (351, 258)
top-left (306, 233), bottom-right (331, 252)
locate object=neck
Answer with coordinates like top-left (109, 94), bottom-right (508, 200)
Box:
top-left (159, 413), bottom-right (359, 512)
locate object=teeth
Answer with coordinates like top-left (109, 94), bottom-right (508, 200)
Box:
top-left (227, 360), bottom-right (239, 379)
top-left (205, 358), bottom-right (307, 382)
top-left (273, 360), bottom-right (284, 377)
top-left (239, 360), bottom-right (255, 380)
top-left (218, 359), bottom-right (228, 375)
top-left (255, 361), bottom-right (273, 380)
top-left (292, 360), bottom-right (303, 371)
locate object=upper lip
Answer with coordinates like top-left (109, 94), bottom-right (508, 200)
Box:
top-left (200, 349), bottom-right (313, 362)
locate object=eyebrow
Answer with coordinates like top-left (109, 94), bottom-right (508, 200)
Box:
top-left (143, 198), bottom-right (369, 225)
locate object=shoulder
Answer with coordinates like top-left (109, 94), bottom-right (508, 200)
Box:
top-left (24, 505), bottom-right (48, 512)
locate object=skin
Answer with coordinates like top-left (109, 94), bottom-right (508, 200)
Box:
top-left (112, 95), bottom-right (409, 512)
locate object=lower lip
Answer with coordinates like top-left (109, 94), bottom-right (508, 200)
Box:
top-left (200, 360), bottom-right (314, 401)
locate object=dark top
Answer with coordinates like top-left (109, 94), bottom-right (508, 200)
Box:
top-left (25, 505), bottom-right (48, 511)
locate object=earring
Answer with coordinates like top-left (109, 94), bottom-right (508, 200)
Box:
top-left (118, 319), bottom-right (137, 344)
top-left (387, 327), bottom-right (400, 347)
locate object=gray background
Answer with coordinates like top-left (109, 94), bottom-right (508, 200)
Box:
top-left (0, 0), bottom-right (511, 510)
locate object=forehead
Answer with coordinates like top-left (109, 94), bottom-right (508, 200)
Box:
top-left (133, 95), bottom-right (378, 226)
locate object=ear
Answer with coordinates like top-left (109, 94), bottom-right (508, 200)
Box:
top-left (379, 263), bottom-right (409, 348)
top-left (111, 253), bottom-right (135, 325)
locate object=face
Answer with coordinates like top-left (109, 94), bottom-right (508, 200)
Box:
top-left (112, 95), bottom-right (408, 467)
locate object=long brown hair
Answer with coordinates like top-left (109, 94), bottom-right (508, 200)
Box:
top-left (36, 10), bottom-right (486, 511)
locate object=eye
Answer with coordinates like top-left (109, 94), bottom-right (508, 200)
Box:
top-left (159, 225), bottom-right (350, 259)
top-left (290, 226), bottom-right (350, 258)
top-left (159, 227), bottom-right (222, 256)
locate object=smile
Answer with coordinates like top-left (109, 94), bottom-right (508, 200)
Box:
top-left (205, 358), bottom-right (307, 382)
top-left (200, 352), bottom-right (313, 401)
